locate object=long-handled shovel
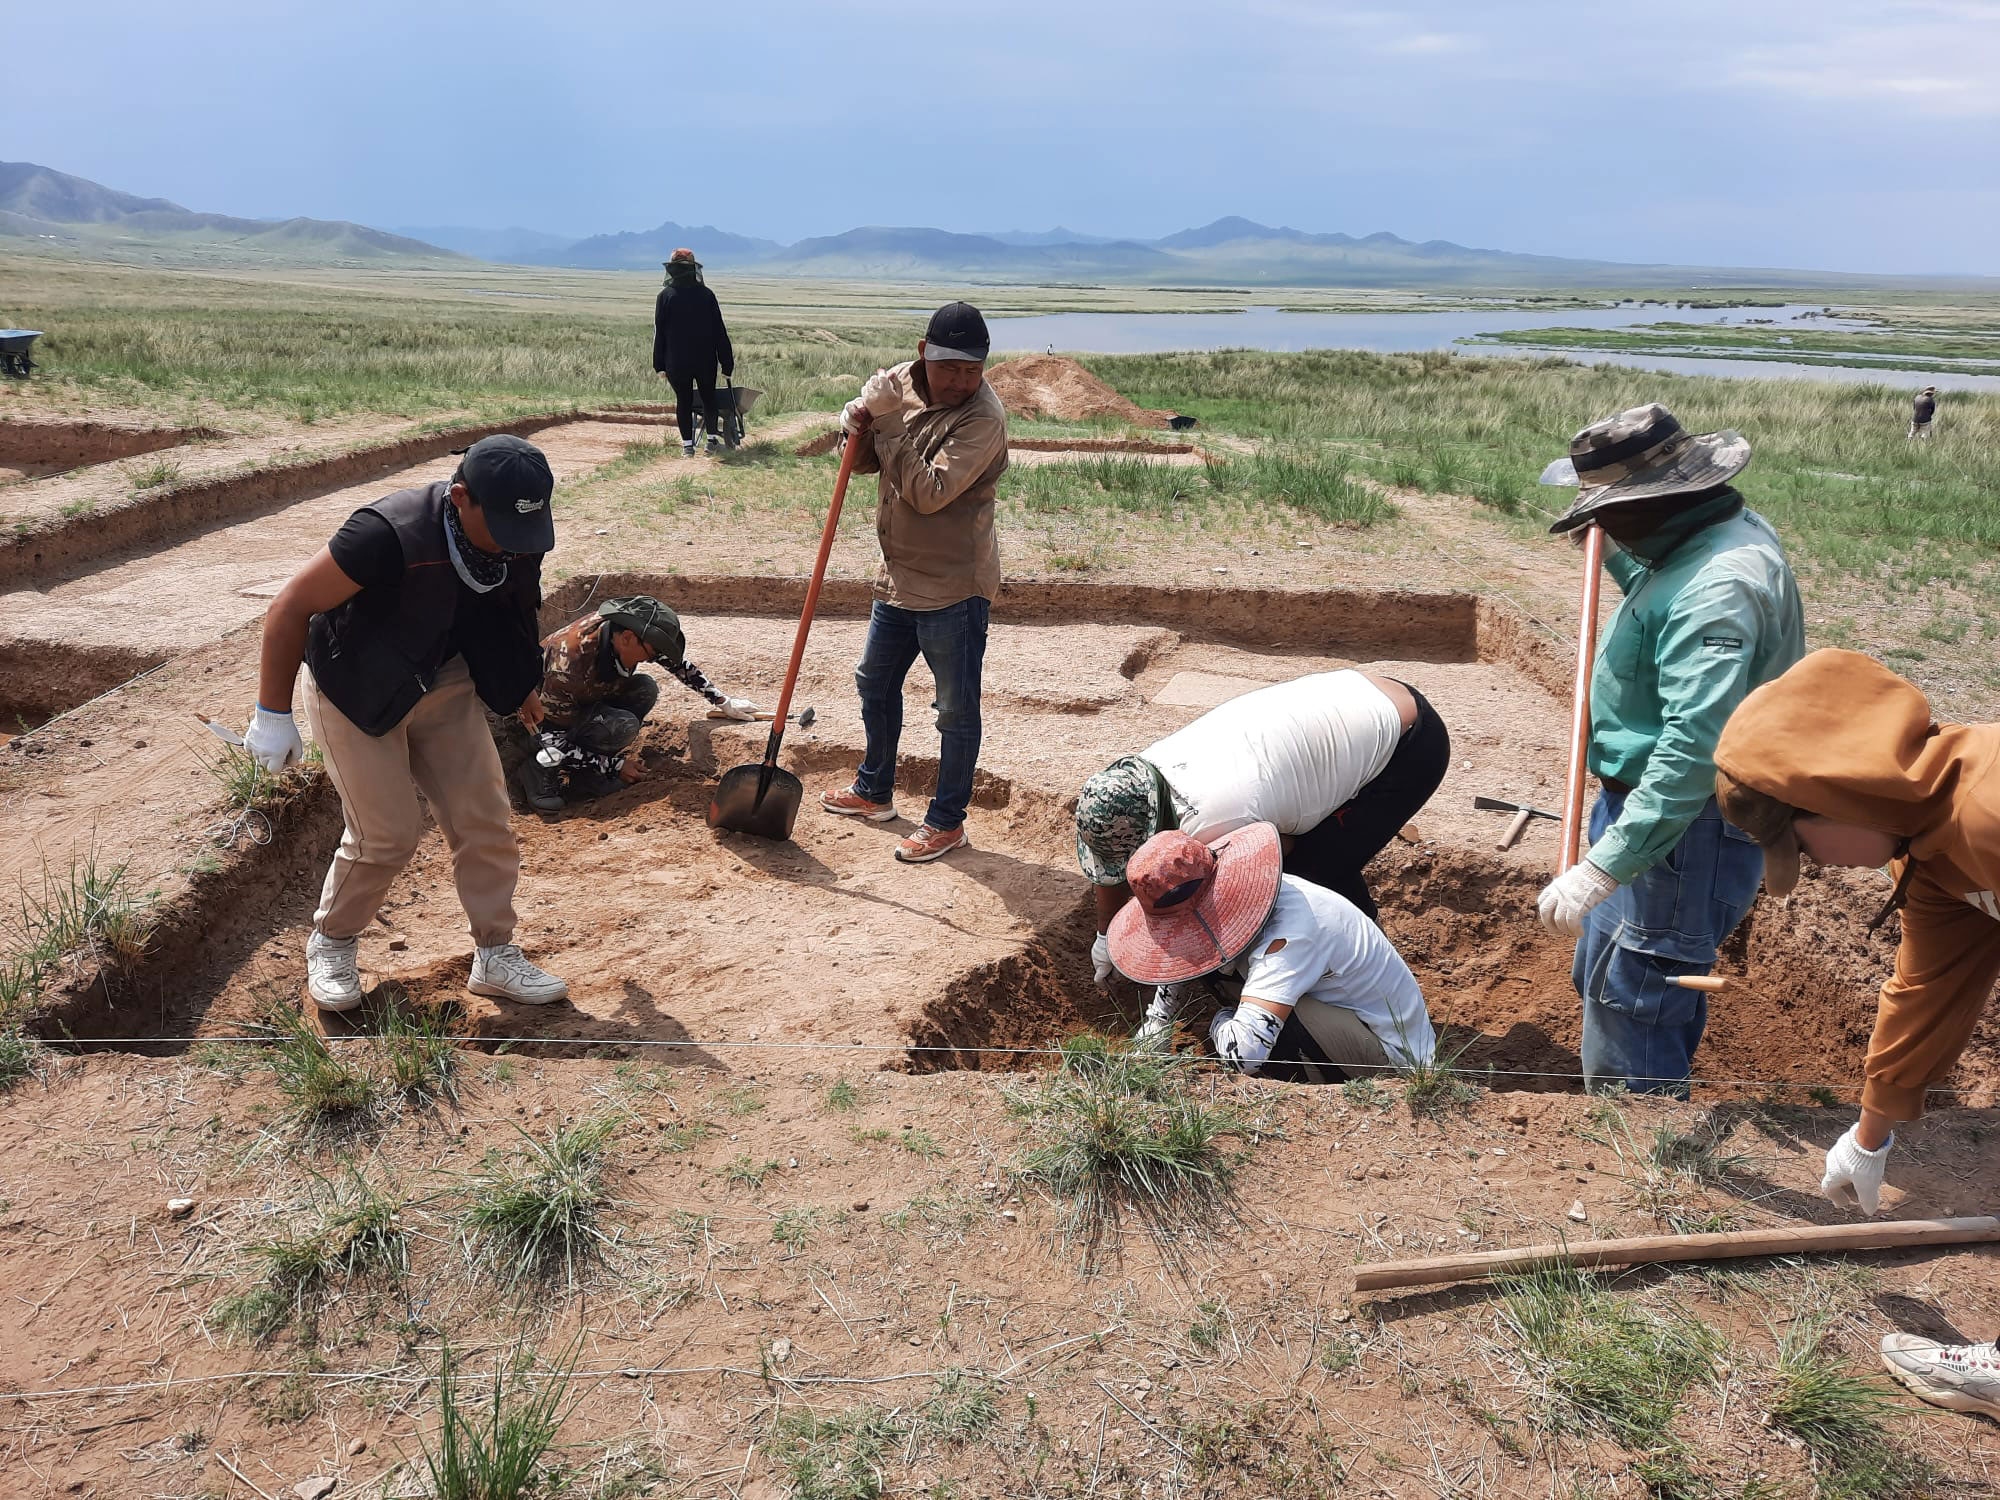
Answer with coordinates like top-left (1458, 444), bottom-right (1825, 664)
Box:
top-left (705, 431), bottom-right (861, 841)
top-left (1557, 525), bottom-right (1606, 873)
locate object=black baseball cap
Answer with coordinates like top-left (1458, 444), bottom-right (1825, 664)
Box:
top-left (923, 301), bottom-right (990, 362)
top-left (456, 435), bottom-right (556, 554)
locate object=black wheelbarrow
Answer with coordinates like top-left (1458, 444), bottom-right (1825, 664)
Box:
top-left (0, 330), bottom-right (42, 378)
top-left (714, 378), bottom-right (762, 448)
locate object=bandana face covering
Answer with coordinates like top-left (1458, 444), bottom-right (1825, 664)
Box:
top-left (444, 499), bottom-right (513, 592)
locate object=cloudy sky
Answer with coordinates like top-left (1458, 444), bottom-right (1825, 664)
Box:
top-left (9, 0), bottom-right (1998, 273)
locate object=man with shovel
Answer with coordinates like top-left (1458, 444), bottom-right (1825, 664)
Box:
top-left (818, 302), bottom-right (1009, 864)
top-left (1714, 649), bottom-right (2000, 1418)
top-left (517, 594), bottom-right (761, 811)
top-left (242, 435), bottom-right (569, 1013)
top-left (1533, 404), bottom-right (1804, 1094)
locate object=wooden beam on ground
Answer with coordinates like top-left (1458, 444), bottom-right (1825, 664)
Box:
top-left (1352, 1215), bottom-right (2000, 1295)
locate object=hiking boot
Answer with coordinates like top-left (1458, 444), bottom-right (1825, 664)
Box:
top-left (567, 766), bottom-right (624, 802)
top-left (515, 757), bottom-right (564, 813)
top-left (469, 944), bottom-right (569, 1006)
top-left (681, 439), bottom-right (697, 457)
top-left (1134, 983), bottom-right (1191, 1051)
top-left (820, 785), bottom-right (897, 822)
top-left (1880, 1334), bottom-right (2000, 1418)
top-left (895, 822), bottom-right (967, 863)
top-left (306, 931), bottom-right (365, 1013)
top-left (706, 434), bottom-right (722, 454)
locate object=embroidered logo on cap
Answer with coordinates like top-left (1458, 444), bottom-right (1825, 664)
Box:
top-left (514, 498), bottom-right (545, 513)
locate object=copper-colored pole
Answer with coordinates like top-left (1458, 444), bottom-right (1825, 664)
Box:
top-left (1558, 525), bottom-right (1605, 874)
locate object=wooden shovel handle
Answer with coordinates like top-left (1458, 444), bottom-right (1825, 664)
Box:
top-left (762, 433), bottom-right (860, 764)
top-left (1558, 525), bottom-right (1605, 874)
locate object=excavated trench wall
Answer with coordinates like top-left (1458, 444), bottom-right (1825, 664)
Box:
top-left (0, 420), bottom-right (222, 481)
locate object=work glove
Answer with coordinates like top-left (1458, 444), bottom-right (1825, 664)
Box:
top-left (860, 368), bottom-right (902, 419)
top-left (1208, 1002), bottom-right (1285, 1076)
top-left (1091, 932), bottom-right (1116, 985)
top-left (839, 397), bottom-right (870, 436)
top-left (1822, 1123), bottom-right (1895, 1215)
top-left (1134, 983), bottom-right (1186, 1052)
top-left (717, 697), bottom-right (759, 722)
top-left (1536, 859), bottom-right (1619, 938)
top-left (243, 705), bottom-right (303, 772)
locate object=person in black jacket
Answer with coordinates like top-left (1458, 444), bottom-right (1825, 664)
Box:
top-left (243, 434), bottom-right (569, 1014)
top-left (653, 248), bottom-right (735, 456)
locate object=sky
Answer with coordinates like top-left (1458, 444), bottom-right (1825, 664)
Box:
top-left (8, 0), bottom-right (1999, 274)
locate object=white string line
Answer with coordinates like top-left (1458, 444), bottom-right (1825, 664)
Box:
top-left (30, 1032), bottom-right (1932, 1095)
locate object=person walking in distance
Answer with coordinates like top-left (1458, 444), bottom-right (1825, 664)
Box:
top-left (1532, 404), bottom-right (1805, 1094)
top-left (818, 302), bottom-right (1009, 864)
top-left (1910, 386), bottom-right (1938, 440)
top-left (653, 248), bottom-right (735, 457)
top-left (243, 435), bottom-right (570, 1013)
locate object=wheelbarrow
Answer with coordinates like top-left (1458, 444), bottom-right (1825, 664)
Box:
top-left (0, 330), bottom-right (42, 378)
top-left (713, 378), bottom-right (762, 448)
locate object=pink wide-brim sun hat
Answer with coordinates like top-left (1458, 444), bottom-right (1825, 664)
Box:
top-left (1107, 821), bottom-right (1283, 986)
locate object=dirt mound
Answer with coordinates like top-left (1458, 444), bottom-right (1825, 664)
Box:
top-left (985, 355), bottom-right (1178, 429)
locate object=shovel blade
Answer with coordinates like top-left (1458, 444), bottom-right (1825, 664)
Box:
top-left (706, 761), bottom-right (804, 841)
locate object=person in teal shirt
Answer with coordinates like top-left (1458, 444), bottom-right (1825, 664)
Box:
top-left (1534, 404), bottom-right (1806, 1095)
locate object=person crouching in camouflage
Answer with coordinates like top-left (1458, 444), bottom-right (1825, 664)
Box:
top-left (517, 595), bottom-right (760, 810)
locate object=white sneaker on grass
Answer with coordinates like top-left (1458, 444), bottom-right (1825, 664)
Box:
top-left (306, 931), bottom-right (364, 1013)
top-left (469, 944), bottom-right (569, 1006)
top-left (1880, 1333), bottom-right (2000, 1418)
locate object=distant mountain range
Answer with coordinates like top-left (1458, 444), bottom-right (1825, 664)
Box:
top-left (0, 161), bottom-right (463, 262)
top-left (5, 161), bottom-right (1987, 289)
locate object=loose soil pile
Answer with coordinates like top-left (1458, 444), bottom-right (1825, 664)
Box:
top-left (985, 355), bottom-right (1179, 428)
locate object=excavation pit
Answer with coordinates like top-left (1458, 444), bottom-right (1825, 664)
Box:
top-left (16, 577), bottom-right (1942, 1104)
top-left (0, 419), bottom-right (222, 483)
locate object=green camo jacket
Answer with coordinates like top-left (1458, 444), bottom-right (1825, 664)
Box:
top-left (1588, 506), bottom-right (1806, 884)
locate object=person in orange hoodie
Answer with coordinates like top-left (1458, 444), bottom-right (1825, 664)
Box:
top-left (1714, 647), bottom-right (2000, 1418)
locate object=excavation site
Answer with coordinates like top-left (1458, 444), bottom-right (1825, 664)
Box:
top-left (0, 411), bottom-right (1924, 1098)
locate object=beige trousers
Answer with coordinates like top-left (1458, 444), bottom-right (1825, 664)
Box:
top-left (302, 656), bottom-right (519, 947)
top-left (1290, 997), bottom-right (1395, 1072)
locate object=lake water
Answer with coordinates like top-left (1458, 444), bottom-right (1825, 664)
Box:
top-left (991, 304), bottom-right (2000, 391)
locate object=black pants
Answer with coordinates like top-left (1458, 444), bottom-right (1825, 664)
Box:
top-left (569, 673), bottom-right (660, 757)
top-left (1282, 682), bottom-right (1450, 925)
top-left (669, 369), bottom-right (719, 441)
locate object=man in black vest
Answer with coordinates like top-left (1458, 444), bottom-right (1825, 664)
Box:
top-left (243, 434), bottom-right (569, 1013)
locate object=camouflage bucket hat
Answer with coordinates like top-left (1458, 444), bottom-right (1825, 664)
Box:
top-left (597, 595), bottom-right (686, 669)
top-left (1075, 755), bottom-right (1166, 887)
top-left (1542, 403), bottom-right (1751, 534)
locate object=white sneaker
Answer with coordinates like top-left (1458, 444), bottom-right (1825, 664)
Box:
top-left (681, 439), bottom-right (697, 457)
top-left (306, 932), bottom-right (365, 1013)
top-left (1880, 1333), bottom-right (2000, 1417)
top-left (1134, 984), bottom-right (1190, 1052)
top-left (469, 944), bottom-right (569, 1006)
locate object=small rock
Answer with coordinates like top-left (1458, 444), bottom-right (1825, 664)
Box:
top-left (167, 1198), bottom-right (195, 1218)
top-left (908, 1334), bottom-right (923, 1346)
top-left (134, 739), bottom-right (147, 749)
top-left (387, 937), bottom-right (407, 952)
top-left (1490, 1148), bottom-right (1509, 1157)
top-left (852, 1200), bottom-right (869, 1211)
top-left (787, 1157), bottom-right (799, 1169)
top-left (999, 1209), bottom-right (1018, 1223)
top-left (346, 1438), bottom-right (367, 1457)
top-left (771, 1336), bottom-right (792, 1364)
top-left (594, 528), bottom-right (610, 536)
top-left (1567, 1199), bottom-right (1589, 1223)
top-left (1210, 566), bottom-right (1229, 574)
top-left (1504, 1104), bottom-right (1529, 1126)
top-left (1329, 1305), bottom-right (1351, 1323)
top-left (295, 1479), bottom-right (337, 1500)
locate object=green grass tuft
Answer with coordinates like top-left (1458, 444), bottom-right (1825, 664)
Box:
top-left (1008, 1034), bottom-right (1242, 1267)
top-left (463, 1116), bottom-right (620, 1291)
top-left (259, 1002), bottom-right (374, 1132)
top-left (1767, 1314), bottom-right (1937, 1500)
top-left (419, 1341), bottom-right (579, 1500)
top-left (374, 991), bottom-right (463, 1105)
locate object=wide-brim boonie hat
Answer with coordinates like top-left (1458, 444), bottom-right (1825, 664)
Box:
top-left (1542, 403), bottom-right (1751, 534)
top-left (1075, 755), bottom-right (1164, 887)
top-left (1107, 822), bottom-right (1283, 986)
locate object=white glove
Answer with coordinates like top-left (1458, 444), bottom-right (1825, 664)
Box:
top-left (717, 697), bottom-right (759, 722)
top-left (860, 368), bottom-right (901, 419)
top-left (1091, 932), bottom-right (1115, 985)
top-left (243, 705), bottom-right (303, 772)
top-left (839, 397), bottom-right (870, 436)
top-left (1536, 859), bottom-right (1619, 938)
top-left (1821, 1123), bottom-right (1894, 1215)
top-left (1208, 1002), bottom-right (1284, 1075)
top-left (1134, 984), bottom-right (1185, 1051)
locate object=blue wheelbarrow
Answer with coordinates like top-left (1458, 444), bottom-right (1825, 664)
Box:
top-left (0, 330), bottom-right (42, 378)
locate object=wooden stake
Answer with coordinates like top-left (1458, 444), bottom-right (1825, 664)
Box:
top-left (1352, 1215), bottom-right (2000, 1295)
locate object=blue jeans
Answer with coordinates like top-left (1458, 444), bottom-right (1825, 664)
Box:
top-left (852, 597), bottom-right (989, 831)
top-left (1573, 789), bottom-right (1764, 1097)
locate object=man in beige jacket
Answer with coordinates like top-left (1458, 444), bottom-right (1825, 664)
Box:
top-left (819, 302), bottom-right (1009, 864)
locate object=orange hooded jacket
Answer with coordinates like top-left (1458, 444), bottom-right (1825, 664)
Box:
top-left (1713, 649), bottom-right (2000, 1120)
